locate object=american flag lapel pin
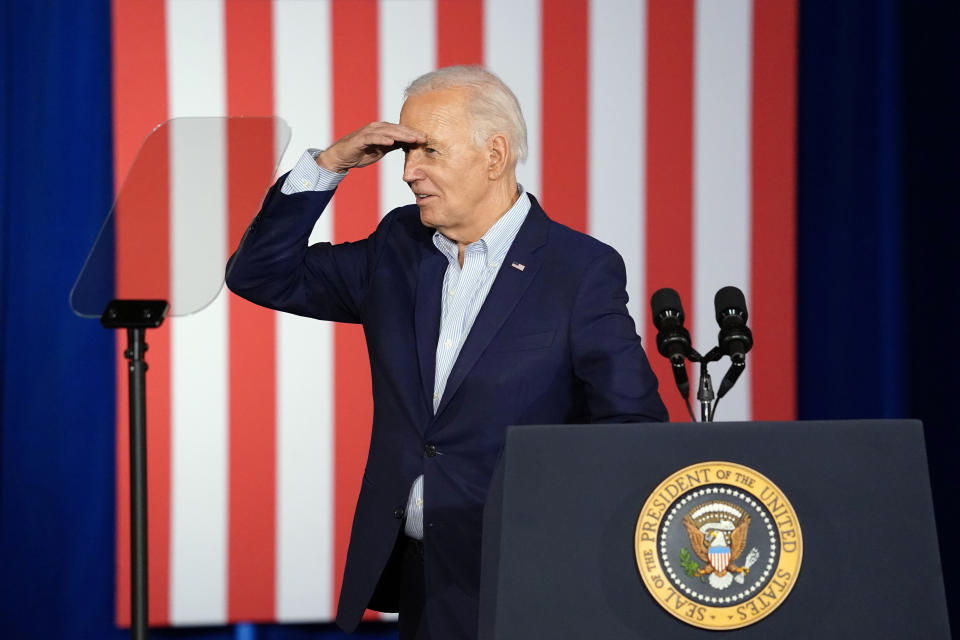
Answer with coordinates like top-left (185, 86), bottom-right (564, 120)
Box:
top-left (511, 262), bottom-right (525, 271)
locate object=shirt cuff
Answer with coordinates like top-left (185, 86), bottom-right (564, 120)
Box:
top-left (280, 148), bottom-right (347, 195)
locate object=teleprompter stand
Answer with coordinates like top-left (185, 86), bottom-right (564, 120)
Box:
top-left (69, 117), bottom-right (293, 639)
top-left (101, 300), bottom-right (169, 640)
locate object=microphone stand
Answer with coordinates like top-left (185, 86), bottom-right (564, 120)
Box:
top-left (687, 347), bottom-right (722, 423)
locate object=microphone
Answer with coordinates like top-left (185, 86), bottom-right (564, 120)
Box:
top-left (714, 286), bottom-right (753, 398)
top-left (650, 288), bottom-right (692, 399)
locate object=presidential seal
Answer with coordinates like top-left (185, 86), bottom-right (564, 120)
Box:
top-left (634, 461), bottom-right (802, 630)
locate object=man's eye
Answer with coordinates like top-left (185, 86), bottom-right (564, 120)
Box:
top-left (425, 147), bottom-right (437, 154)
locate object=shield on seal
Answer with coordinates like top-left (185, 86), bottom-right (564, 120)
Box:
top-left (709, 543), bottom-right (731, 574)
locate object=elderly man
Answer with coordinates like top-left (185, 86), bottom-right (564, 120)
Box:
top-left (226, 66), bottom-right (667, 640)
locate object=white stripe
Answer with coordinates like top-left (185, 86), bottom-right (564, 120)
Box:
top-left (484, 0), bottom-right (541, 199)
top-left (274, 118), bottom-right (293, 179)
top-left (166, 0), bottom-right (228, 624)
top-left (588, 0), bottom-right (646, 337)
top-left (693, 0), bottom-right (753, 421)
top-left (166, 0), bottom-right (226, 120)
top-left (167, 118), bottom-right (231, 315)
top-left (374, 1), bottom-right (436, 623)
top-left (376, 1), bottom-right (435, 622)
top-left (275, 314), bottom-right (334, 620)
top-left (272, 0), bottom-right (335, 621)
top-left (378, 0), bottom-right (437, 218)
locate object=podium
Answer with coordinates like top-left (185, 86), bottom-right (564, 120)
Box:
top-left (480, 420), bottom-right (950, 639)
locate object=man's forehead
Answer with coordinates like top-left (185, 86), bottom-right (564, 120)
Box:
top-left (400, 87), bottom-right (470, 126)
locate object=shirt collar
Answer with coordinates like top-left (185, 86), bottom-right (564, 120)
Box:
top-left (432, 186), bottom-right (531, 265)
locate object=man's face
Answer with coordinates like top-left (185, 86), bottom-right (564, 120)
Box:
top-left (399, 88), bottom-right (490, 240)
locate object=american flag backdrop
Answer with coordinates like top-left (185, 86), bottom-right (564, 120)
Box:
top-left (109, 0), bottom-right (797, 626)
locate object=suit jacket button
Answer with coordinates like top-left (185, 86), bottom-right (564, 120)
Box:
top-left (423, 443), bottom-right (438, 458)
top-left (393, 506), bottom-right (405, 520)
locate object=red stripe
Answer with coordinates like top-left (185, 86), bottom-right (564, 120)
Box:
top-left (645, 0), bottom-right (695, 422)
top-left (331, 0), bottom-right (379, 620)
top-left (750, 0), bottom-right (797, 420)
top-left (111, 0), bottom-right (171, 625)
top-left (225, 0), bottom-right (277, 620)
top-left (436, 0), bottom-right (484, 66)
top-left (541, 0), bottom-right (588, 232)
top-left (114, 128), bottom-right (174, 625)
top-left (112, 0), bottom-right (170, 626)
top-left (111, 0), bottom-right (169, 195)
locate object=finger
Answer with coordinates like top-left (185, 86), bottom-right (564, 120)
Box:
top-left (370, 122), bottom-right (426, 143)
top-left (365, 134), bottom-right (401, 148)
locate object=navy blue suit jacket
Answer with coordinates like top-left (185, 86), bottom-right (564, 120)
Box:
top-left (226, 177), bottom-right (667, 638)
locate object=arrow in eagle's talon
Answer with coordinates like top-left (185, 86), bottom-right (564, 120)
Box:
top-left (734, 548), bottom-right (761, 584)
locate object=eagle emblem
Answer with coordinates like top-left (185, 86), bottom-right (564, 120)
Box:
top-left (636, 462), bottom-right (803, 630)
top-left (681, 500), bottom-right (757, 590)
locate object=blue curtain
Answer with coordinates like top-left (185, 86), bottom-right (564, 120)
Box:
top-left (2, 0), bottom-right (957, 637)
top-left (897, 0), bottom-right (958, 629)
top-left (797, 0), bottom-right (904, 420)
top-left (797, 0), bottom-right (959, 630)
top-left (0, 1), bottom-right (122, 638)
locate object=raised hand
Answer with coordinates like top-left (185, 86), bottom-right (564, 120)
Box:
top-left (316, 122), bottom-right (426, 173)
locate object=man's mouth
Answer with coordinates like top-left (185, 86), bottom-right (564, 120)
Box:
top-left (417, 194), bottom-right (435, 201)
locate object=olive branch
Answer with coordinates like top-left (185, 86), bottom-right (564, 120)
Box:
top-left (679, 548), bottom-right (705, 582)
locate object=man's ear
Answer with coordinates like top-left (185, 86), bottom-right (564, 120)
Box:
top-left (487, 133), bottom-right (510, 179)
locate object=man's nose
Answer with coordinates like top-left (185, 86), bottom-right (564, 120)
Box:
top-left (403, 151), bottom-right (423, 183)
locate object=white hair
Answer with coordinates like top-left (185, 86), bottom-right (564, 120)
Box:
top-left (404, 65), bottom-right (528, 165)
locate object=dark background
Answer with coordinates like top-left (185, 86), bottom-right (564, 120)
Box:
top-left (2, 0), bottom-right (957, 638)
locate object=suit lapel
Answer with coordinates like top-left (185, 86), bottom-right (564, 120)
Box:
top-left (415, 245), bottom-right (447, 416)
top-left (434, 198), bottom-right (550, 418)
